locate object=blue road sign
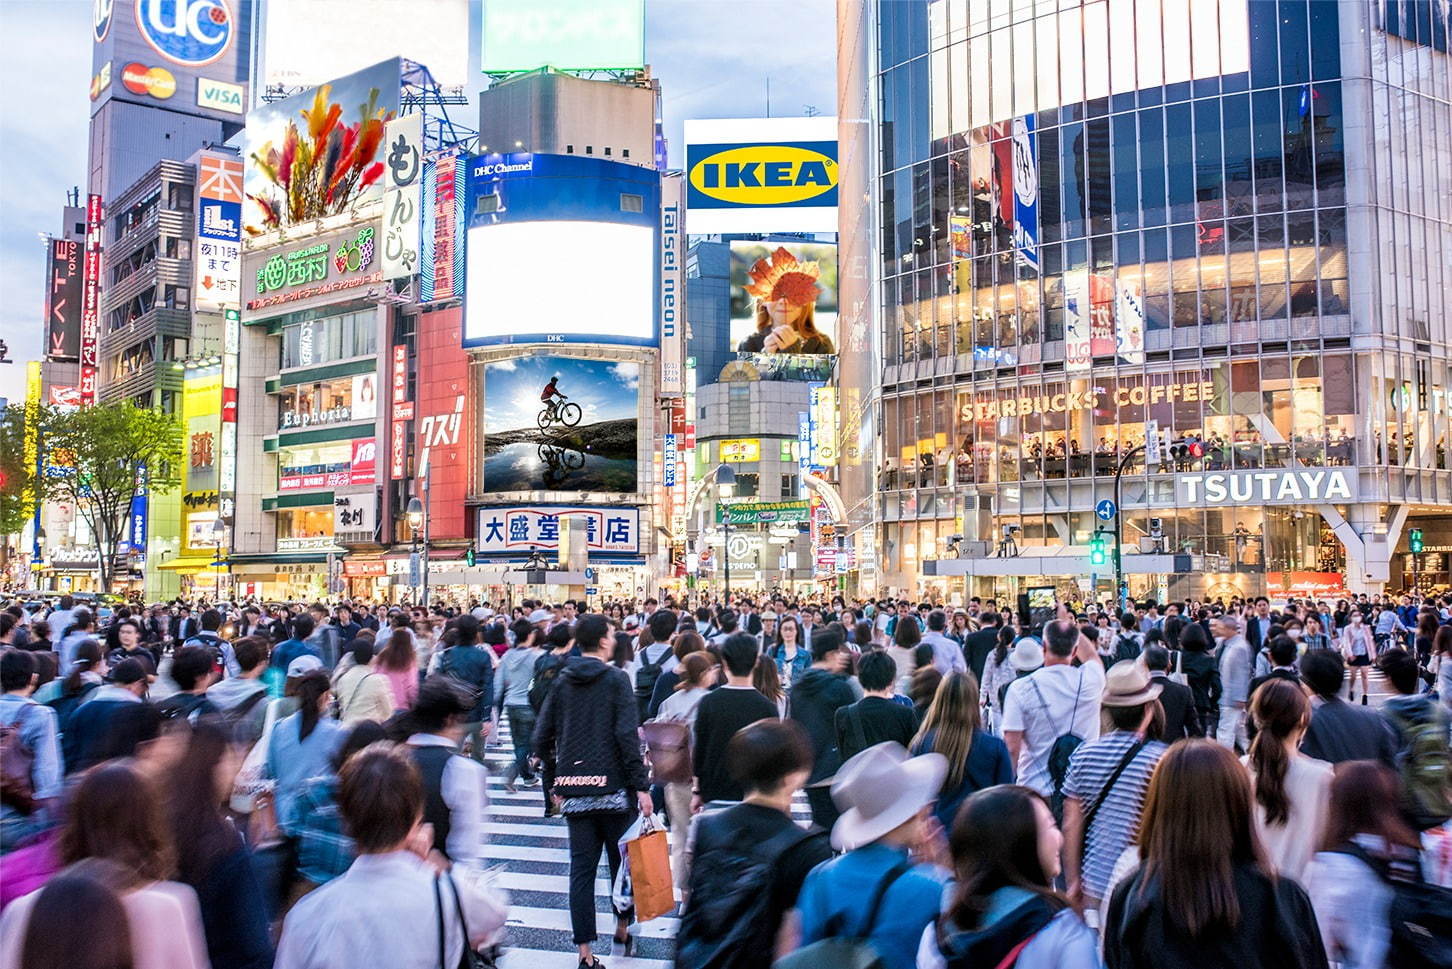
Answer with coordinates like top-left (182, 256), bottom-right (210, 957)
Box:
top-left (1095, 499), bottom-right (1118, 521)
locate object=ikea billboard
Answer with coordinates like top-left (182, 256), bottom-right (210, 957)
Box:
top-left (683, 117), bottom-right (838, 234)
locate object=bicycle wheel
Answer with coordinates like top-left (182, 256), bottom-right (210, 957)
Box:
top-left (536, 409), bottom-right (555, 430)
top-left (558, 402), bottom-right (582, 427)
top-left (561, 448), bottom-right (585, 469)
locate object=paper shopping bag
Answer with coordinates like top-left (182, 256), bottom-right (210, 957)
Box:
top-left (626, 826), bottom-right (674, 922)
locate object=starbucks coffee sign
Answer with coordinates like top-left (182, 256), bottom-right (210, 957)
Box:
top-left (1176, 469), bottom-right (1356, 507)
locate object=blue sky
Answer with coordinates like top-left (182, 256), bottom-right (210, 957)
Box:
top-left (0, 0), bottom-right (835, 404)
top-left (483, 355), bottom-right (640, 432)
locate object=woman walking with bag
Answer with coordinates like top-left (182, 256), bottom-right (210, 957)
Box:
top-left (647, 652), bottom-right (714, 882)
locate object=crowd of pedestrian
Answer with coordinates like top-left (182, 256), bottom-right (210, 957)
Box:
top-left (0, 587), bottom-right (1448, 968)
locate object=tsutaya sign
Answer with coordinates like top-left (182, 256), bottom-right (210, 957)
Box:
top-left (964, 380), bottom-right (1215, 422)
top-left (1177, 469), bottom-right (1356, 507)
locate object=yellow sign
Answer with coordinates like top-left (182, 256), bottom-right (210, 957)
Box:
top-left (720, 438), bottom-right (761, 463)
top-left (688, 145), bottom-right (838, 207)
top-left (963, 380), bottom-right (1216, 422)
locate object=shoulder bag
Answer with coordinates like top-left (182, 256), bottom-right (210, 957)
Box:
top-left (1079, 740), bottom-right (1147, 836)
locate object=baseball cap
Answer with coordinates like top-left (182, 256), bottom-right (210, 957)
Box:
top-left (286, 654), bottom-right (324, 678)
top-left (528, 609), bottom-right (553, 624)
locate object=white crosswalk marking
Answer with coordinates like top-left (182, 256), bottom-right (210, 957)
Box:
top-left (480, 715), bottom-right (812, 963)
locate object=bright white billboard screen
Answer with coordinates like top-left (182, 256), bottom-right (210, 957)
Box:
top-left (482, 0), bottom-right (644, 72)
top-left (464, 221), bottom-right (655, 346)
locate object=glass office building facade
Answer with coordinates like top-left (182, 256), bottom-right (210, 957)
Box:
top-left (843, 0), bottom-right (1451, 599)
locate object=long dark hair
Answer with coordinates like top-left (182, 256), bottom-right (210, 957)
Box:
top-left (376, 628), bottom-right (415, 673)
top-left (63, 639), bottom-right (104, 694)
top-left (165, 719), bottom-right (239, 884)
top-left (21, 860), bottom-right (135, 969)
top-left (1137, 740), bottom-right (1267, 936)
top-left (944, 785), bottom-right (1065, 931)
top-left (58, 762), bottom-right (175, 884)
top-left (294, 670), bottom-right (331, 741)
top-left (1247, 679), bottom-right (1309, 826)
top-left (992, 625), bottom-right (1014, 666)
top-left (1320, 760), bottom-right (1421, 852)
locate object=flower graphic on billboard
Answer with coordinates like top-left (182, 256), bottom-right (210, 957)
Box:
top-left (245, 61), bottom-right (400, 234)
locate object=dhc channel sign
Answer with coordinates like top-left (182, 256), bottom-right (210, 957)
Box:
top-left (136, 0), bottom-right (234, 67)
top-left (686, 141), bottom-right (838, 210)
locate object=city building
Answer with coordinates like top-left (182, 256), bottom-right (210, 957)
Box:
top-left (839, 0), bottom-right (1451, 601)
top-left (477, 68), bottom-right (665, 169)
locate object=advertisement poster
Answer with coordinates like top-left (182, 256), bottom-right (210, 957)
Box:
top-left (263, 0), bottom-right (471, 93)
top-left (81, 194), bottom-right (103, 404)
top-left (683, 116), bottom-right (839, 234)
top-left (1114, 278), bottom-right (1147, 365)
top-left (195, 151), bottom-right (243, 309)
top-left (1063, 269), bottom-right (1092, 373)
top-left (483, 355), bottom-right (639, 494)
top-left (475, 506), bottom-right (641, 554)
top-left (381, 113), bottom-right (423, 279)
top-left (415, 306), bottom-right (472, 539)
top-left (481, 0), bottom-right (644, 73)
top-left (728, 241), bottom-right (838, 356)
top-left (1011, 114), bottom-right (1040, 273)
top-left (45, 238), bottom-right (82, 361)
top-left (243, 58), bottom-right (401, 235)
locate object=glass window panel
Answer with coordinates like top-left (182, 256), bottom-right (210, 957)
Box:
top-left (1083, 1), bottom-right (1111, 101)
top-left (1136, 0), bottom-right (1165, 90)
top-left (971, 34), bottom-right (991, 129)
top-left (991, 28), bottom-right (1013, 121)
top-left (1138, 107), bottom-right (1167, 226)
top-left (1165, 102), bottom-right (1195, 222)
top-left (1038, 124), bottom-right (1062, 242)
top-left (1035, 13), bottom-right (1060, 115)
top-left (1190, 0), bottom-right (1222, 79)
top-left (1013, 19), bottom-right (1036, 117)
top-left (1278, 0), bottom-right (1310, 86)
top-left (1220, 0), bottom-right (1252, 76)
top-left (1108, 0), bottom-right (1137, 94)
top-left (950, 41), bottom-right (970, 136)
top-left (1061, 121), bottom-right (1086, 238)
top-left (1248, 0), bottom-right (1280, 89)
top-left (1162, 0), bottom-right (1193, 86)
top-left (1282, 87), bottom-right (1315, 210)
top-left (1252, 90), bottom-right (1283, 211)
top-left (1059, 8), bottom-right (1085, 106)
top-left (1194, 98), bottom-right (1224, 218)
top-left (1307, 0), bottom-right (1340, 81)
top-left (1086, 118), bottom-right (1113, 234)
top-left (931, 48), bottom-right (951, 142)
top-left (1113, 113), bottom-right (1138, 230)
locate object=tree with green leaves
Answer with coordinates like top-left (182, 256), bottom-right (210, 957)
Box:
top-left (29, 401), bottom-right (184, 592)
top-left (0, 402), bottom-right (37, 538)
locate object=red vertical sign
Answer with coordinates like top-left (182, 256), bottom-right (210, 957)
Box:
top-left (433, 155), bottom-right (456, 301)
top-left (80, 194), bottom-right (103, 404)
top-left (415, 307), bottom-right (471, 539)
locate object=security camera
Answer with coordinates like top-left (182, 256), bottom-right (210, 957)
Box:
top-left (945, 534), bottom-right (964, 544)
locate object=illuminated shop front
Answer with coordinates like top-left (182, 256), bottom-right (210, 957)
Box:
top-left (844, 0), bottom-right (1452, 598)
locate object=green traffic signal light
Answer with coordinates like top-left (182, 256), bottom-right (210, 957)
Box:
top-left (1089, 532), bottom-right (1107, 566)
top-left (465, 546), bottom-right (476, 567)
top-left (1409, 529), bottom-right (1423, 554)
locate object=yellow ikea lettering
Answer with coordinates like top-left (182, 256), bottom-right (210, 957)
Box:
top-left (690, 145), bottom-right (838, 206)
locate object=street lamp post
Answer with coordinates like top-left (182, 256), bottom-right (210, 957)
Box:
top-left (715, 464), bottom-right (736, 602)
top-left (210, 517), bottom-right (227, 604)
top-left (1113, 442), bottom-right (1146, 613)
top-left (406, 495), bottom-right (424, 607)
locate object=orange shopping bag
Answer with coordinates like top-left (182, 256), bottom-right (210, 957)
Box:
top-left (625, 817), bottom-right (675, 922)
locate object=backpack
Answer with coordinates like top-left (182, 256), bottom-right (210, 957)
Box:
top-left (158, 693), bottom-right (218, 723)
top-left (0, 705), bottom-right (37, 813)
top-left (529, 653), bottom-right (566, 712)
top-left (635, 644), bottom-right (669, 705)
top-left (641, 718), bottom-right (693, 784)
top-left (1032, 671), bottom-right (1086, 822)
top-left (676, 822), bottom-right (819, 969)
top-left (1331, 842), bottom-right (1452, 969)
top-left (1384, 701), bottom-right (1452, 827)
top-left (1113, 633), bottom-right (1141, 664)
top-left (772, 860), bottom-right (912, 969)
top-left (45, 680), bottom-right (100, 733)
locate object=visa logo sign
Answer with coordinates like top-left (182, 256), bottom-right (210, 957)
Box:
top-left (687, 141), bottom-right (838, 208)
top-left (197, 77), bottom-right (244, 114)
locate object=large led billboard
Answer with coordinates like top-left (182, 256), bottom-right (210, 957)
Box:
top-left (243, 58), bottom-right (401, 236)
top-left (684, 116), bottom-right (839, 234)
top-left (482, 0), bottom-right (644, 73)
top-left (45, 238), bottom-right (83, 361)
top-left (482, 355), bottom-right (639, 494)
top-left (463, 153), bottom-right (660, 347)
top-left (262, 0), bottom-right (473, 93)
top-left (729, 241), bottom-right (838, 355)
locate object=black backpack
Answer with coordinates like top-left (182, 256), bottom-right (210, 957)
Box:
top-left (45, 680), bottom-right (100, 733)
top-left (529, 653), bottom-right (566, 711)
top-left (1330, 843), bottom-right (1452, 969)
top-left (635, 644), bottom-right (669, 704)
top-left (677, 822), bottom-right (821, 969)
top-left (1113, 633), bottom-right (1142, 664)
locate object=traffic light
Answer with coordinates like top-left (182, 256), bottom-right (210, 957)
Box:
top-left (1169, 437), bottom-right (1206, 463)
top-left (465, 545), bottom-right (476, 567)
top-left (1089, 531), bottom-right (1108, 566)
top-left (1409, 529), bottom-right (1423, 554)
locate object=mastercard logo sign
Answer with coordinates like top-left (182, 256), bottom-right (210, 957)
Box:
top-left (120, 63), bottom-right (177, 100)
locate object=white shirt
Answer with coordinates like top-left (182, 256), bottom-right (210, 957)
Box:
top-left (921, 630), bottom-right (967, 675)
top-left (275, 851), bottom-right (506, 969)
top-left (407, 733), bottom-right (489, 870)
top-left (656, 685), bottom-right (709, 724)
top-left (1244, 753), bottom-right (1333, 882)
top-left (1001, 661), bottom-right (1106, 796)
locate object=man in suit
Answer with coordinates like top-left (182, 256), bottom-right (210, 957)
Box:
top-left (963, 611), bottom-right (1002, 682)
top-left (1141, 644), bottom-right (1201, 740)
top-left (1245, 596), bottom-right (1274, 653)
top-left (1298, 649), bottom-right (1398, 767)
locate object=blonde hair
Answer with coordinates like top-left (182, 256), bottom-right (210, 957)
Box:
top-left (910, 672), bottom-right (982, 788)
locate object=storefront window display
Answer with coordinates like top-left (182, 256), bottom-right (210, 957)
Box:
top-left (277, 372), bottom-right (379, 430)
top-left (279, 308), bottom-right (378, 370)
top-left (276, 508), bottom-right (334, 548)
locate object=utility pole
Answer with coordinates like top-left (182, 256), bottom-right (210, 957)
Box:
top-left (1113, 442), bottom-right (1146, 613)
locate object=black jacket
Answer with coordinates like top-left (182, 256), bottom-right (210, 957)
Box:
top-left (1148, 673), bottom-right (1202, 740)
top-left (788, 668), bottom-right (857, 783)
top-left (1177, 651), bottom-right (1221, 713)
top-left (1300, 695), bottom-right (1399, 767)
top-left (963, 628), bottom-right (1000, 681)
top-left (532, 656), bottom-right (649, 799)
top-left (834, 695), bottom-right (917, 762)
top-left (1104, 863), bottom-right (1328, 969)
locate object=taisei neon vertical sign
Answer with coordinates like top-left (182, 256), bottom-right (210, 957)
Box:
top-left (80, 194), bottom-right (103, 404)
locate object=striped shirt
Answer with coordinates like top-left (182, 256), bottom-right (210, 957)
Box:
top-left (1063, 731), bottom-right (1167, 901)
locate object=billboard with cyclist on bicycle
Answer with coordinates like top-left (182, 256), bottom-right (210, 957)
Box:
top-left (481, 354), bottom-right (639, 493)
